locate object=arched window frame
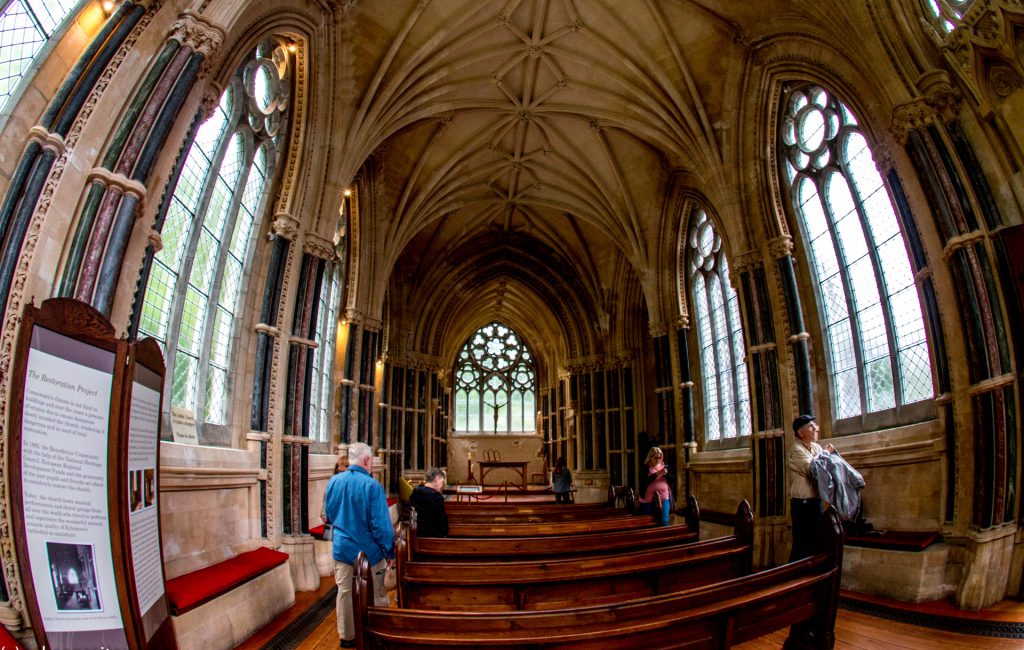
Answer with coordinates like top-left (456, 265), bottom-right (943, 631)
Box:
top-left (684, 207), bottom-right (752, 449)
top-left (137, 40), bottom-right (291, 442)
top-left (778, 82), bottom-right (934, 434)
top-left (920, 0), bottom-right (974, 35)
top-left (452, 321), bottom-right (537, 434)
top-left (0, 0), bottom-right (81, 115)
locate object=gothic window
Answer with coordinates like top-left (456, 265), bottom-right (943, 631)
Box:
top-left (780, 84), bottom-right (933, 424)
top-left (921, 0), bottom-right (973, 33)
top-left (0, 0), bottom-right (79, 113)
top-left (453, 322), bottom-right (536, 433)
top-left (137, 40), bottom-right (291, 433)
top-left (687, 209), bottom-right (751, 444)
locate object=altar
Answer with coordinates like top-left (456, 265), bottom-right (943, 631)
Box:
top-left (478, 460), bottom-right (529, 490)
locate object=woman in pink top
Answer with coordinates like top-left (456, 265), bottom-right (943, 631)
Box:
top-left (638, 447), bottom-right (673, 525)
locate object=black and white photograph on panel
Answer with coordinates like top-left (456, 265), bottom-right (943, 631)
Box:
top-left (46, 541), bottom-right (103, 612)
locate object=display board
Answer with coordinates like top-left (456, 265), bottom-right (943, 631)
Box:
top-left (8, 298), bottom-right (175, 649)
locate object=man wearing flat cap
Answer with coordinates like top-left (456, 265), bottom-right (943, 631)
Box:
top-left (787, 414), bottom-right (834, 561)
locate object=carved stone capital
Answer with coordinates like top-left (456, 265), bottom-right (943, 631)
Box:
top-left (767, 235), bottom-right (793, 259)
top-left (302, 234), bottom-right (337, 260)
top-left (270, 212), bottom-right (300, 240)
top-left (87, 167), bottom-right (148, 200)
top-left (674, 314), bottom-right (690, 330)
top-left (732, 249), bottom-right (763, 274)
top-left (169, 11), bottom-right (224, 58)
top-left (648, 322), bottom-right (669, 338)
top-left (872, 139), bottom-right (897, 175)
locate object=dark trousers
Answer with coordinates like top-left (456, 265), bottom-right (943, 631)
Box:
top-left (789, 497), bottom-right (822, 562)
top-left (554, 491), bottom-right (571, 503)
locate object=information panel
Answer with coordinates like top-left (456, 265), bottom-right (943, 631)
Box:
top-left (22, 326), bottom-right (128, 649)
top-left (128, 363), bottom-right (168, 640)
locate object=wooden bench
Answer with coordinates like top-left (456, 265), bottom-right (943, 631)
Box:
top-left (445, 506), bottom-right (633, 524)
top-left (402, 495), bottom-right (701, 563)
top-left (353, 506), bottom-right (844, 649)
top-left (447, 514), bottom-right (654, 537)
top-left (397, 500), bottom-right (749, 612)
top-left (165, 547), bottom-right (294, 650)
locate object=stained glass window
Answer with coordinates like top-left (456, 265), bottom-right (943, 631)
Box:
top-left (688, 209), bottom-right (751, 443)
top-left (453, 322), bottom-right (536, 433)
top-left (780, 84), bottom-right (933, 422)
top-left (0, 0), bottom-right (80, 113)
top-left (138, 40), bottom-right (292, 434)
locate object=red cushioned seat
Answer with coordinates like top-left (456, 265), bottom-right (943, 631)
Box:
top-left (309, 523), bottom-right (326, 539)
top-left (0, 624), bottom-right (23, 649)
top-left (165, 547), bottom-right (289, 615)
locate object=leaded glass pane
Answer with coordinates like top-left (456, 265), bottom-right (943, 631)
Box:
top-left (209, 306), bottom-right (232, 367)
top-left (205, 365), bottom-right (227, 424)
top-left (206, 134), bottom-right (244, 237)
top-left (139, 262), bottom-right (175, 342)
top-left (172, 352), bottom-right (198, 410)
top-left (452, 322), bottom-right (536, 432)
top-left (0, 0), bottom-right (79, 113)
top-left (178, 287), bottom-right (207, 355)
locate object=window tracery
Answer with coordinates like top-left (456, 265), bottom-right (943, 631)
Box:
top-left (138, 39), bottom-right (292, 432)
top-left (687, 209), bottom-right (751, 444)
top-left (453, 322), bottom-right (536, 433)
top-left (779, 84), bottom-right (933, 423)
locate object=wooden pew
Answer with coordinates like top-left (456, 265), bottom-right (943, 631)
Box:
top-left (397, 500), bottom-right (752, 611)
top-left (445, 506), bottom-right (633, 524)
top-left (447, 514), bottom-right (654, 537)
top-left (401, 495), bottom-right (701, 563)
top-left (353, 506), bottom-right (844, 649)
top-left (443, 485), bottom-right (636, 515)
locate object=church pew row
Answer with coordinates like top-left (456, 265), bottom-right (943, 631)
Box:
top-left (353, 507), bottom-right (844, 649)
top-left (402, 495), bottom-right (701, 563)
top-left (397, 501), bottom-right (753, 612)
top-left (442, 485), bottom-right (636, 514)
top-left (447, 513), bottom-right (654, 537)
top-left (444, 506), bottom-right (634, 524)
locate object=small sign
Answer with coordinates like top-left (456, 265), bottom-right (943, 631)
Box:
top-left (170, 406), bottom-right (199, 445)
top-left (456, 485), bottom-right (484, 494)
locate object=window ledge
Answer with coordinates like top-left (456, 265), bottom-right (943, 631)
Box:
top-left (687, 447), bottom-right (752, 472)
top-left (830, 419), bottom-right (945, 468)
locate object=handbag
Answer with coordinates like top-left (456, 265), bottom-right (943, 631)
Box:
top-left (322, 523), bottom-right (333, 541)
top-left (377, 563), bottom-right (398, 598)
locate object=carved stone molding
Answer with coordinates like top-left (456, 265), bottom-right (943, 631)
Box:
top-left (147, 228), bottom-right (163, 252)
top-left (199, 83), bottom-right (222, 120)
top-left (169, 10), bottom-right (225, 58)
top-left (86, 166), bottom-right (148, 200)
top-left (27, 125), bottom-right (65, 156)
top-left (302, 233), bottom-right (337, 260)
top-left (288, 335), bottom-right (317, 349)
top-left (890, 74), bottom-right (962, 143)
top-left (731, 249), bottom-right (763, 274)
top-left (255, 322), bottom-right (281, 336)
top-left (270, 212), bottom-right (300, 240)
top-left (767, 235), bottom-right (793, 259)
top-left (674, 314), bottom-right (689, 330)
top-left (648, 322), bottom-right (669, 338)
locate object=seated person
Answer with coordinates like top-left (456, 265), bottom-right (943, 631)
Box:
top-left (410, 467), bottom-right (448, 537)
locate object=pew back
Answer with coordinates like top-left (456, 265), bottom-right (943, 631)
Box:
top-left (353, 506), bottom-right (844, 649)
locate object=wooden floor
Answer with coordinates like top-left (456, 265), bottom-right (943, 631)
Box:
top-left (237, 575), bottom-right (1024, 649)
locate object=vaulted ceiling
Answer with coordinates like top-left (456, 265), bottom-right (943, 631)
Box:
top-left (327, 0), bottom-right (878, 368)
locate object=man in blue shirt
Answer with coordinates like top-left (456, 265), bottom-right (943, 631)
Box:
top-left (324, 442), bottom-right (394, 647)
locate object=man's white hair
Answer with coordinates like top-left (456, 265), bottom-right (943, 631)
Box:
top-left (347, 442), bottom-right (374, 464)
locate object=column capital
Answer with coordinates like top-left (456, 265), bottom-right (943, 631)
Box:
top-left (169, 10), bottom-right (225, 57)
top-left (303, 233), bottom-right (337, 260)
top-left (767, 235), bottom-right (793, 259)
top-left (270, 212), bottom-right (300, 240)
